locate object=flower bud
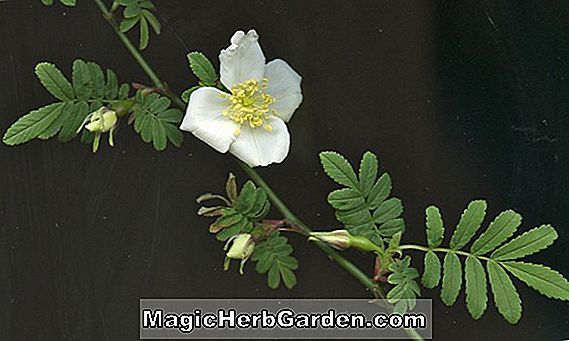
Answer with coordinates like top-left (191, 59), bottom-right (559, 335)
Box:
top-left (85, 107), bottom-right (118, 133)
top-left (224, 234), bottom-right (255, 274)
top-left (308, 230), bottom-right (351, 250)
top-left (309, 229), bottom-right (382, 253)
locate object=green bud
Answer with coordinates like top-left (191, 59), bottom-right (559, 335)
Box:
top-left (308, 230), bottom-right (351, 250)
top-left (110, 99), bottom-right (134, 118)
top-left (309, 230), bottom-right (382, 253)
top-left (85, 107), bottom-right (118, 133)
top-left (224, 234), bottom-right (255, 274)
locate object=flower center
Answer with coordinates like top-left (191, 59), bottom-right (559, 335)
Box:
top-left (222, 79), bottom-right (276, 136)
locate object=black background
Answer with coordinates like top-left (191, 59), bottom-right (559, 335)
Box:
top-left (1, 0), bottom-right (569, 340)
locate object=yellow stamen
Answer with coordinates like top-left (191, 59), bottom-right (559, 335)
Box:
top-left (222, 78), bottom-right (277, 132)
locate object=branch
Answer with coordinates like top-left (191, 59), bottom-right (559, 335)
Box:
top-left (92, 0), bottom-right (186, 110)
top-left (91, 1), bottom-right (424, 339)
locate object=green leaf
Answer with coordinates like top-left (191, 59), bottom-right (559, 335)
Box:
top-left (138, 115), bottom-right (150, 142)
top-left (35, 63), bottom-right (75, 101)
top-left (124, 2), bottom-right (141, 18)
top-left (133, 91), bottom-right (183, 150)
top-left (386, 256), bottom-right (420, 313)
top-left (235, 181), bottom-right (257, 213)
top-left (181, 86), bottom-right (200, 103)
top-left (143, 10), bottom-right (161, 34)
top-left (120, 17), bottom-right (139, 33)
top-left (157, 108), bottom-right (182, 123)
top-left (319, 151), bottom-right (359, 189)
top-left (378, 218), bottom-right (405, 237)
top-left (252, 233), bottom-right (298, 289)
top-left (118, 83), bottom-right (130, 99)
top-left (502, 261), bottom-right (569, 301)
top-left (487, 261), bottom-right (521, 324)
top-left (105, 69), bottom-right (119, 100)
top-left (279, 266), bottom-right (297, 289)
top-left (465, 256), bottom-right (488, 319)
top-left (323, 151), bottom-right (404, 246)
top-left (58, 101), bottom-right (89, 142)
top-left (3, 103), bottom-right (64, 145)
top-left (42, 0), bottom-right (54, 5)
top-left (358, 151), bottom-right (378, 197)
top-left (164, 123), bottom-right (183, 148)
top-left (471, 210), bottom-right (522, 255)
top-left (388, 232), bottom-right (402, 251)
top-left (441, 252), bottom-right (462, 306)
top-left (59, 0), bottom-right (76, 6)
top-left (373, 198), bottom-right (403, 224)
top-left (87, 62), bottom-right (105, 99)
top-left (152, 120), bottom-right (167, 151)
top-left (38, 102), bottom-right (72, 139)
top-left (187, 52), bottom-right (218, 86)
top-left (421, 251), bottom-right (441, 289)
top-left (72, 59), bottom-right (92, 100)
top-left (450, 200), bottom-right (487, 250)
top-left (139, 16), bottom-right (149, 50)
top-left (491, 224), bottom-right (557, 261)
top-left (140, 0), bottom-right (154, 9)
top-left (425, 206), bottom-right (444, 248)
top-left (267, 263), bottom-right (280, 289)
top-left (367, 173), bottom-right (391, 209)
top-left (328, 188), bottom-right (365, 210)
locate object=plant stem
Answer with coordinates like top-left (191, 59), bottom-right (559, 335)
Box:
top-left (399, 244), bottom-right (491, 261)
top-left (92, 2), bottom-right (424, 339)
top-left (92, 0), bottom-right (383, 295)
top-left (239, 162), bottom-right (383, 293)
top-left (92, 0), bottom-right (186, 110)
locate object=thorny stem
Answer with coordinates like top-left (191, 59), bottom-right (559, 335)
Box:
top-left (92, 1), bottom-right (424, 339)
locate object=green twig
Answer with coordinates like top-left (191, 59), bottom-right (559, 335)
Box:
top-left (92, 0), bottom-right (186, 110)
top-left (238, 161), bottom-right (380, 290)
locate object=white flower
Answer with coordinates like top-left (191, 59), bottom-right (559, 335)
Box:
top-left (180, 29), bottom-right (303, 167)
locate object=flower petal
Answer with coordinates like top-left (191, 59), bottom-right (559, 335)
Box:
top-left (265, 59), bottom-right (303, 122)
top-left (219, 29), bottom-right (266, 88)
top-left (180, 87), bottom-right (238, 153)
top-left (229, 117), bottom-right (290, 167)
